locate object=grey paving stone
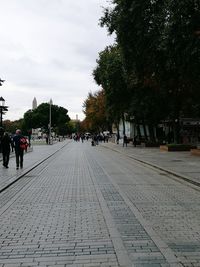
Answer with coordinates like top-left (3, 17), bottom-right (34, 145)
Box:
top-left (0, 141), bottom-right (200, 266)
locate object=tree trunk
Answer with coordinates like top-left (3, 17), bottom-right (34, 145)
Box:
top-left (136, 123), bottom-right (141, 140)
top-left (122, 114), bottom-right (126, 135)
top-left (173, 119), bottom-right (180, 144)
top-left (115, 122), bottom-right (120, 144)
top-left (148, 124), bottom-right (156, 143)
top-left (142, 119), bottom-right (148, 141)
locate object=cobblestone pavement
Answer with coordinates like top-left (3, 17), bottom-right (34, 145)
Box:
top-left (0, 140), bottom-right (200, 266)
top-left (0, 141), bottom-right (68, 192)
top-left (101, 142), bottom-right (200, 186)
top-left (97, 142), bottom-right (200, 267)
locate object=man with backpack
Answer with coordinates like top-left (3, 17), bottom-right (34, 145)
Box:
top-left (13, 129), bottom-right (28, 170)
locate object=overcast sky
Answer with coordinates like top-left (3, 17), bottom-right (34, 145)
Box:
top-left (0, 0), bottom-right (114, 121)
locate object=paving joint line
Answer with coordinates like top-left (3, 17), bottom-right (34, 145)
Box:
top-left (85, 151), bottom-right (132, 267)
top-left (96, 153), bottom-right (183, 266)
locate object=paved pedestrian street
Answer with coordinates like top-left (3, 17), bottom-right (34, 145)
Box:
top-left (0, 140), bottom-right (200, 266)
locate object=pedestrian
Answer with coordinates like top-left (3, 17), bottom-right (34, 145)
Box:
top-left (94, 134), bottom-right (98, 145)
top-left (1, 132), bottom-right (12, 168)
top-left (13, 129), bottom-right (28, 170)
top-left (45, 135), bottom-right (48, 145)
top-left (0, 127), bottom-right (4, 153)
top-left (133, 136), bottom-right (137, 147)
top-left (116, 133), bottom-right (120, 144)
top-left (123, 134), bottom-right (128, 147)
top-left (81, 134), bottom-right (84, 143)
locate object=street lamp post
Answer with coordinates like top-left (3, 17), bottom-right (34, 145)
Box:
top-left (49, 99), bottom-right (53, 144)
top-left (0, 78), bottom-right (5, 86)
top-left (0, 97), bottom-right (8, 127)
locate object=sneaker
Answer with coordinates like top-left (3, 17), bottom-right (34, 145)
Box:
top-left (16, 167), bottom-right (19, 170)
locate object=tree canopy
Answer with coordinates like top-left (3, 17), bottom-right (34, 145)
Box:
top-left (23, 103), bottom-right (70, 136)
top-left (93, 45), bottom-right (130, 132)
top-left (88, 0), bottom-right (200, 142)
top-left (82, 90), bottom-right (110, 132)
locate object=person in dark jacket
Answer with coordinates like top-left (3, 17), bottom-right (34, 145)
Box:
top-left (0, 127), bottom-right (4, 153)
top-left (133, 136), bottom-right (137, 147)
top-left (123, 134), bottom-right (128, 147)
top-left (1, 132), bottom-right (12, 168)
top-left (13, 129), bottom-right (25, 170)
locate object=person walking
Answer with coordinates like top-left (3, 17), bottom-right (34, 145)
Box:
top-left (116, 133), bottom-right (120, 144)
top-left (0, 127), bottom-right (4, 154)
top-left (123, 134), bottom-right (128, 147)
top-left (1, 132), bottom-right (12, 168)
top-left (133, 136), bottom-right (137, 147)
top-left (13, 129), bottom-right (27, 170)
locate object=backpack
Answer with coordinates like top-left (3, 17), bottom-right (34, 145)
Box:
top-left (20, 137), bottom-right (28, 151)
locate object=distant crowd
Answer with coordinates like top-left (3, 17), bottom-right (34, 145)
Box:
top-left (72, 133), bottom-right (109, 146)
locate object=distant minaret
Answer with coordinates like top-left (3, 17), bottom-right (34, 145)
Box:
top-left (32, 97), bottom-right (37, 110)
top-left (76, 114), bottom-right (78, 121)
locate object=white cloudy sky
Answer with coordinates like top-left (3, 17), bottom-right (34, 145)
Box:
top-left (0, 0), bottom-right (114, 121)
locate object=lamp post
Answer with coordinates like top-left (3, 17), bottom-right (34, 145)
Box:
top-left (49, 98), bottom-right (53, 144)
top-left (0, 97), bottom-right (8, 127)
top-left (0, 78), bottom-right (5, 86)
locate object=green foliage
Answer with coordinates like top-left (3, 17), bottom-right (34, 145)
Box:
top-left (3, 119), bottom-right (24, 134)
top-left (23, 103), bottom-right (70, 135)
top-left (97, 0), bottom-right (200, 142)
top-left (101, 0), bottom-right (166, 83)
top-left (93, 45), bottom-right (130, 125)
top-left (161, 0), bottom-right (200, 119)
top-left (66, 120), bottom-right (77, 134)
top-left (100, 0), bottom-right (169, 128)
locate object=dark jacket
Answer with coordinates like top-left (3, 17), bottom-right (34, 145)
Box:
top-left (13, 134), bottom-right (23, 151)
top-left (1, 133), bottom-right (12, 153)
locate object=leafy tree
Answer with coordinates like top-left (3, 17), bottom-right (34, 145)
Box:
top-left (3, 119), bottom-right (24, 134)
top-left (100, 0), bottom-right (200, 143)
top-left (79, 119), bottom-right (89, 133)
top-left (160, 0), bottom-right (200, 142)
top-left (100, 1), bottom-right (168, 140)
top-left (100, 0), bottom-right (166, 88)
top-left (23, 103), bottom-right (70, 135)
top-left (66, 120), bottom-right (76, 135)
top-left (93, 45), bottom-right (130, 134)
top-left (82, 90), bottom-right (110, 132)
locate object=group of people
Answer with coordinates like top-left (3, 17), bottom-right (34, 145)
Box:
top-left (0, 128), bottom-right (27, 169)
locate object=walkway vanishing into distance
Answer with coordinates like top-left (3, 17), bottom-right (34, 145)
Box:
top-left (0, 139), bottom-right (200, 266)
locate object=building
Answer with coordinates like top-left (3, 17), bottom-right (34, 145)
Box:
top-left (32, 97), bottom-right (37, 110)
top-left (31, 97), bottom-right (42, 139)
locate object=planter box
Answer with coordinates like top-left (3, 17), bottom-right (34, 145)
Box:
top-left (160, 145), bottom-right (169, 151)
top-left (191, 149), bottom-right (200, 156)
top-left (160, 144), bottom-right (197, 152)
